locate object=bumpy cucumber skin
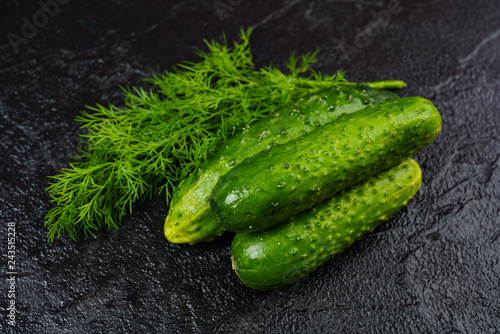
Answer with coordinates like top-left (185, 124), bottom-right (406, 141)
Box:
top-left (164, 84), bottom-right (399, 244)
top-left (211, 96), bottom-right (441, 233)
top-left (231, 159), bottom-right (422, 290)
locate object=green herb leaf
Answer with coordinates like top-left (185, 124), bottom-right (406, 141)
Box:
top-left (45, 27), bottom-right (347, 242)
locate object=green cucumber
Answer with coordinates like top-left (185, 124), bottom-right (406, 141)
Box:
top-left (231, 158), bottom-right (422, 290)
top-left (165, 83), bottom-right (401, 244)
top-left (211, 96), bottom-right (441, 233)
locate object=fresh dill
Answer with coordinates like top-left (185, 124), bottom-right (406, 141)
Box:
top-left (45, 27), bottom-right (348, 242)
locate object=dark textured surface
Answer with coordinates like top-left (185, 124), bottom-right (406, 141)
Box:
top-left (0, 0), bottom-right (499, 333)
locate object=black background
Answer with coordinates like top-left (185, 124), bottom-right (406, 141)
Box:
top-left (1, 0), bottom-right (499, 333)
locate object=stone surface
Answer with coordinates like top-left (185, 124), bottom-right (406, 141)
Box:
top-left (0, 0), bottom-right (499, 333)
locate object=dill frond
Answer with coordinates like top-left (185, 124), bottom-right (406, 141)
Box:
top-left (45, 27), bottom-right (347, 242)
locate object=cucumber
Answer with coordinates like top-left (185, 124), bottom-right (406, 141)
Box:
top-left (231, 159), bottom-right (422, 290)
top-left (165, 83), bottom-right (400, 244)
top-left (211, 96), bottom-right (441, 233)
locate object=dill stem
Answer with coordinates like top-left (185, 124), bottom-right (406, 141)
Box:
top-left (367, 80), bottom-right (407, 90)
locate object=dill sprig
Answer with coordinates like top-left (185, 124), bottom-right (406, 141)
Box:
top-left (45, 27), bottom-right (347, 242)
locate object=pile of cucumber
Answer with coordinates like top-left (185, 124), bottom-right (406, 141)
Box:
top-left (164, 81), bottom-right (442, 290)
